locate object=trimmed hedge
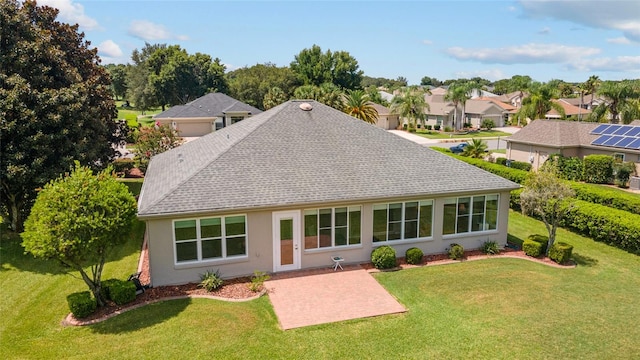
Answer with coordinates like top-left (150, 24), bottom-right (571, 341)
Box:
top-left (101, 278), bottom-right (121, 301)
top-left (583, 155), bottom-right (614, 184)
top-left (570, 182), bottom-right (640, 215)
top-left (405, 247), bottom-right (424, 265)
top-left (522, 240), bottom-right (543, 257)
top-left (526, 234), bottom-right (549, 254)
top-left (559, 200), bottom-right (640, 255)
top-left (431, 147), bottom-right (528, 184)
top-left (67, 291), bottom-right (96, 318)
top-left (109, 280), bottom-right (136, 305)
top-left (549, 242), bottom-right (573, 264)
top-left (371, 246), bottom-right (397, 269)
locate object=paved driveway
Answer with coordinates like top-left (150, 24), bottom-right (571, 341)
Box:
top-left (266, 266), bottom-right (406, 330)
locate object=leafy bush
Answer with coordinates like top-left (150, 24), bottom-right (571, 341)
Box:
top-left (481, 240), bottom-right (500, 255)
top-left (111, 158), bottom-right (135, 176)
top-left (101, 278), bottom-right (121, 301)
top-left (403, 124), bottom-right (408, 130)
top-left (249, 270), bottom-right (270, 292)
top-left (543, 154), bottom-right (584, 181)
top-left (510, 188), bottom-right (523, 211)
top-left (583, 155), bottom-right (614, 184)
top-left (509, 161), bottom-right (532, 171)
top-left (426, 125), bottom-right (433, 130)
top-left (481, 119), bottom-right (495, 130)
top-left (444, 126), bottom-right (453, 132)
top-left (522, 240), bottom-right (543, 257)
top-left (405, 247), bottom-right (424, 265)
top-left (110, 280), bottom-right (136, 305)
top-left (409, 127), bottom-right (417, 133)
top-left (496, 157), bottom-right (508, 166)
top-left (434, 125), bottom-right (441, 131)
top-left (463, 122), bottom-right (472, 129)
top-left (67, 291), bottom-right (96, 319)
top-left (199, 269), bottom-right (224, 291)
top-left (448, 243), bottom-right (464, 260)
top-left (431, 147), bottom-right (529, 184)
top-left (570, 182), bottom-right (640, 215)
top-left (371, 246), bottom-right (397, 269)
top-left (526, 234), bottom-right (549, 254)
top-left (559, 200), bottom-right (640, 255)
top-left (614, 161), bottom-right (636, 187)
top-left (548, 242), bottom-right (573, 264)
top-left (417, 123), bottom-right (422, 129)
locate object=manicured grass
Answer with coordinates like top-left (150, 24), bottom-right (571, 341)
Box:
top-left (117, 178), bottom-right (144, 195)
top-left (413, 129), bottom-right (512, 139)
top-left (115, 101), bottom-right (162, 128)
top-left (491, 149), bottom-right (506, 154)
top-left (1, 211), bottom-right (639, 359)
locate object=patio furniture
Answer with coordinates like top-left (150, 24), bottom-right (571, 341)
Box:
top-left (331, 256), bottom-right (344, 271)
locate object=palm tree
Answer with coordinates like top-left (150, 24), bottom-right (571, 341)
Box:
top-left (589, 80), bottom-right (639, 124)
top-left (514, 84), bottom-right (564, 124)
top-left (390, 86), bottom-right (429, 130)
top-left (462, 138), bottom-right (488, 158)
top-left (293, 83), bottom-right (344, 110)
top-left (583, 75), bottom-right (601, 105)
top-left (342, 90), bottom-right (379, 124)
top-left (263, 87), bottom-right (287, 110)
top-left (445, 81), bottom-right (485, 131)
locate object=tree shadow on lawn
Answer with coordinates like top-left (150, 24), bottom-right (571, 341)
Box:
top-left (1, 221), bottom-right (144, 275)
top-left (572, 252), bottom-right (599, 267)
top-left (89, 298), bottom-right (192, 334)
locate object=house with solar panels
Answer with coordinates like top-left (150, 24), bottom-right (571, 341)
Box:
top-left (505, 119), bottom-right (640, 171)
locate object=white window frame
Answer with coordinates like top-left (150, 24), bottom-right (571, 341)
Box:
top-left (442, 195), bottom-right (499, 237)
top-left (613, 153), bottom-right (625, 161)
top-left (303, 206), bottom-right (362, 250)
top-left (172, 214), bottom-right (248, 265)
top-left (373, 200), bottom-right (434, 244)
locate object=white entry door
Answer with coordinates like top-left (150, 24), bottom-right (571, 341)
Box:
top-left (272, 211), bottom-right (301, 272)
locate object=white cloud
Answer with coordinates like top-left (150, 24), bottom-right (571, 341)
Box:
top-left (607, 37), bottom-right (632, 45)
top-left (39, 0), bottom-right (99, 30)
top-left (445, 43), bottom-right (600, 64)
top-left (127, 20), bottom-right (189, 41)
top-left (97, 40), bottom-right (123, 58)
top-left (520, 0), bottom-right (640, 42)
top-left (454, 69), bottom-right (506, 82)
top-left (568, 56), bottom-right (640, 72)
top-left (422, 39), bottom-right (433, 45)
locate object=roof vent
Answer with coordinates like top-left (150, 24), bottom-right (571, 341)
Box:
top-left (299, 102), bottom-right (313, 111)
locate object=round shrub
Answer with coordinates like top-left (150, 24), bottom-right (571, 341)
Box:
top-left (199, 269), bottom-right (224, 291)
top-left (67, 291), bottom-right (96, 319)
top-left (523, 240), bottom-right (543, 257)
top-left (448, 243), bottom-right (464, 260)
top-left (110, 280), bottom-right (136, 305)
top-left (371, 246), bottom-right (397, 269)
top-left (405, 247), bottom-right (424, 265)
top-left (549, 242), bottom-right (574, 264)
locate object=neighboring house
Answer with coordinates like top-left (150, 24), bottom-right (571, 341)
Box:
top-left (422, 88), bottom-right (510, 129)
top-left (379, 90), bottom-right (394, 103)
top-left (138, 100), bottom-right (519, 287)
top-left (424, 87), bottom-right (455, 128)
top-left (476, 96), bottom-right (517, 125)
top-left (546, 99), bottom-right (591, 120)
top-left (153, 93), bottom-right (262, 137)
top-left (372, 103), bottom-right (400, 130)
top-left (494, 91), bottom-right (526, 109)
top-left (506, 120), bottom-right (640, 171)
top-left (463, 99), bottom-right (509, 128)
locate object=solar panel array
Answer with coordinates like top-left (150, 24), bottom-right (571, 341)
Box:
top-left (590, 124), bottom-right (640, 150)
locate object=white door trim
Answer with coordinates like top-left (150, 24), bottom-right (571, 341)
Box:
top-left (272, 210), bottom-right (301, 272)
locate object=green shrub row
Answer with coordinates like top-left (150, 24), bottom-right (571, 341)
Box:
top-left (559, 200), bottom-right (640, 255)
top-left (431, 147), bottom-right (529, 184)
top-left (67, 291), bottom-right (96, 319)
top-left (495, 157), bottom-right (532, 171)
top-left (570, 182), bottom-right (640, 215)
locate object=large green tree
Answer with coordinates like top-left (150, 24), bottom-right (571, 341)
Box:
top-left (290, 45), bottom-right (363, 90)
top-left (1, 0), bottom-right (125, 232)
top-left (128, 43), bottom-right (165, 112)
top-left (445, 80), bottom-right (484, 130)
top-left (589, 80), bottom-right (640, 124)
top-left (227, 63), bottom-right (301, 110)
top-left (105, 64), bottom-right (129, 101)
top-left (390, 87), bottom-right (429, 129)
top-left (293, 83), bottom-right (344, 110)
top-left (22, 163), bottom-right (137, 307)
top-left (342, 90), bottom-right (379, 124)
top-left (514, 83), bottom-right (565, 124)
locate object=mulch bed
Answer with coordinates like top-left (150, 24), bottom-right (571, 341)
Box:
top-left (66, 247), bottom-right (573, 326)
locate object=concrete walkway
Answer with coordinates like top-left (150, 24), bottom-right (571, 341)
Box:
top-left (388, 130), bottom-right (440, 144)
top-left (266, 266), bottom-right (406, 330)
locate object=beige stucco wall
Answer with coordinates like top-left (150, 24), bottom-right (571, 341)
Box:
top-left (375, 114), bottom-right (400, 130)
top-left (145, 190), bottom-right (514, 287)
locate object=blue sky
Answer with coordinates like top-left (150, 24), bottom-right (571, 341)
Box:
top-left (41, 0), bottom-right (640, 85)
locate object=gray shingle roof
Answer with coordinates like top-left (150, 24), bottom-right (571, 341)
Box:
top-left (138, 100), bottom-right (519, 218)
top-left (153, 93), bottom-right (262, 119)
top-left (506, 120), bottom-right (599, 147)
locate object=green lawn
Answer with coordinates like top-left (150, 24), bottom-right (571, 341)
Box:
top-left (116, 101), bottom-right (162, 128)
top-left (413, 129), bottom-right (512, 139)
top-left (1, 211), bottom-right (639, 359)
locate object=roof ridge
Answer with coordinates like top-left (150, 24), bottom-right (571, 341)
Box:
top-left (138, 101), bottom-right (291, 214)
